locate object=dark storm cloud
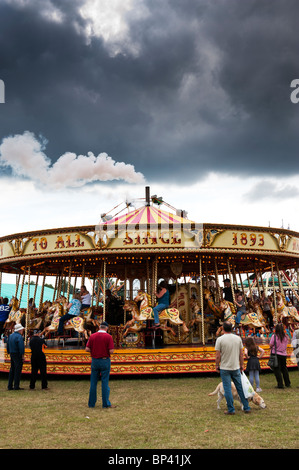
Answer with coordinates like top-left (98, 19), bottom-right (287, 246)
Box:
top-left (0, 0), bottom-right (299, 185)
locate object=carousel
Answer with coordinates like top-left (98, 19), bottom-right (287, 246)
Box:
top-left (0, 187), bottom-right (298, 376)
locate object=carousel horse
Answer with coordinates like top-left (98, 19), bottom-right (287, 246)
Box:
top-left (251, 300), bottom-right (270, 333)
top-left (240, 310), bottom-right (264, 329)
top-left (188, 297), bottom-right (212, 340)
top-left (122, 300), bottom-right (149, 337)
top-left (123, 292), bottom-right (189, 338)
top-left (215, 300), bottom-right (236, 336)
top-left (135, 290), bottom-right (189, 334)
top-left (204, 289), bottom-right (223, 318)
top-left (276, 292), bottom-right (299, 323)
top-left (41, 298), bottom-right (88, 339)
top-left (82, 306), bottom-right (102, 335)
top-left (220, 300), bottom-right (236, 326)
top-left (188, 297), bottom-right (214, 324)
top-left (3, 298), bottom-right (25, 334)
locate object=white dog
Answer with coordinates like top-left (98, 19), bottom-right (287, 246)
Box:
top-left (208, 382), bottom-right (266, 410)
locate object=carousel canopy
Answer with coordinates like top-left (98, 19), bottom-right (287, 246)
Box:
top-left (102, 205), bottom-right (195, 228)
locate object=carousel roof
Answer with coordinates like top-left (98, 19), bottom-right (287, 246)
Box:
top-left (102, 205), bottom-right (195, 227)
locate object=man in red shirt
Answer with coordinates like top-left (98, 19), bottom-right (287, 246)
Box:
top-left (86, 321), bottom-right (116, 408)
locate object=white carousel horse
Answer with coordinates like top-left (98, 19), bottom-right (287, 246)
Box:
top-left (122, 300), bottom-right (150, 337)
top-left (123, 290), bottom-right (189, 338)
top-left (276, 292), bottom-right (299, 323)
top-left (40, 298), bottom-right (88, 339)
top-left (136, 290), bottom-right (189, 333)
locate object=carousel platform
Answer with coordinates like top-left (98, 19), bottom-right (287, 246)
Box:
top-left (0, 339), bottom-right (296, 376)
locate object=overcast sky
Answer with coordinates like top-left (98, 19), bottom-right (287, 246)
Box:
top-left (1, 0), bottom-right (299, 243)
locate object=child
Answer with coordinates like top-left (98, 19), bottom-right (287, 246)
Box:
top-left (235, 293), bottom-right (246, 327)
top-left (244, 337), bottom-right (265, 392)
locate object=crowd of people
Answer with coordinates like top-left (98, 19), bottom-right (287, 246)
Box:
top-left (1, 279), bottom-right (299, 411)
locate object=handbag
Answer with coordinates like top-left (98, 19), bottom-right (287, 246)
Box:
top-left (240, 371), bottom-right (255, 398)
top-left (268, 335), bottom-right (278, 369)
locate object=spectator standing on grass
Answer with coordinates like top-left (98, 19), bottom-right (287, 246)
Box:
top-left (0, 298), bottom-right (11, 338)
top-left (291, 325), bottom-right (299, 386)
top-left (29, 330), bottom-right (48, 390)
top-left (244, 337), bottom-right (264, 392)
top-left (269, 323), bottom-right (291, 389)
top-left (7, 323), bottom-right (25, 390)
top-left (86, 321), bottom-right (116, 409)
top-left (215, 321), bottom-right (251, 415)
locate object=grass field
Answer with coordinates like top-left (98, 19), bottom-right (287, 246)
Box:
top-left (0, 370), bottom-right (298, 450)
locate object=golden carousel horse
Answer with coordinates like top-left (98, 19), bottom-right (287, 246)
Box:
top-left (188, 297), bottom-right (212, 340)
top-left (220, 299), bottom-right (236, 325)
top-left (204, 289), bottom-right (223, 318)
top-left (3, 298), bottom-right (25, 334)
top-left (251, 300), bottom-right (270, 333)
top-left (40, 297), bottom-right (88, 339)
top-left (123, 290), bottom-right (189, 338)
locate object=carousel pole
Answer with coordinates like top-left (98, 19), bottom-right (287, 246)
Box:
top-left (95, 267), bottom-right (101, 308)
top-left (254, 266), bottom-right (261, 298)
top-left (0, 271), bottom-right (2, 297)
top-left (276, 261), bottom-right (284, 300)
top-left (38, 272), bottom-right (46, 313)
top-left (271, 262), bottom-right (278, 324)
top-left (52, 275), bottom-right (59, 302)
top-left (73, 275), bottom-right (77, 294)
top-left (15, 274), bottom-right (20, 299)
top-left (67, 260), bottom-right (72, 303)
top-left (214, 258), bottom-right (221, 302)
top-left (146, 259), bottom-right (150, 296)
top-left (103, 259), bottom-right (106, 321)
top-left (124, 265), bottom-right (127, 326)
top-left (246, 272), bottom-right (252, 299)
top-left (199, 256), bottom-right (205, 345)
top-left (33, 274), bottom-right (39, 306)
top-left (232, 261), bottom-right (238, 293)
top-left (25, 265), bottom-right (31, 344)
top-left (81, 262), bottom-right (86, 287)
top-left (91, 276), bottom-right (96, 307)
top-left (227, 258), bottom-right (236, 304)
top-left (18, 267), bottom-right (27, 308)
top-left (238, 272), bottom-right (247, 305)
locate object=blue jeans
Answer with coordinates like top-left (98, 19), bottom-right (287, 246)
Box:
top-left (249, 370), bottom-right (260, 389)
top-left (235, 311), bottom-right (243, 324)
top-left (58, 313), bottom-right (74, 334)
top-left (153, 304), bottom-right (168, 324)
top-left (220, 368), bottom-right (251, 413)
top-left (88, 358), bottom-right (111, 408)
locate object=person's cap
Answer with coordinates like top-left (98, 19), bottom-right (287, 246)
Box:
top-left (223, 279), bottom-right (230, 283)
top-left (14, 324), bottom-right (25, 332)
top-left (100, 321), bottom-right (109, 328)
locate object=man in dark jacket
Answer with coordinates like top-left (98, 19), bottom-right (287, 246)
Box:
top-left (7, 323), bottom-right (25, 390)
top-left (29, 330), bottom-right (48, 390)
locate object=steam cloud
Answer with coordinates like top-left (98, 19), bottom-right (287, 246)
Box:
top-left (0, 131), bottom-right (145, 189)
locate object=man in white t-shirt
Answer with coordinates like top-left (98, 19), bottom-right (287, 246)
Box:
top-left (215, 322), bottom-right (251, 415)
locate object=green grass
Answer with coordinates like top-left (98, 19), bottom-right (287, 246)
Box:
top-left (0, 370), bottom-right (298, 449)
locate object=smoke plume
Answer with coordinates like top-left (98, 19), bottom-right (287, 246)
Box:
top-left (0, 131), bottom-right (145, 189)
